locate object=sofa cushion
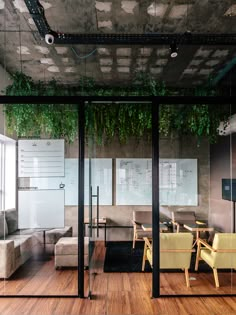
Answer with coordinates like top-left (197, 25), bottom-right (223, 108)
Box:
top-left (33, 226), bottom-right (72, 244)
top-left (45, 227), bottom-right (72, 244)
top-left (6, 234), bottom-right (36, 263)
top-left (55, 236), bottom-right (89, 255)
top-left (0, 212), bottom-right (8, 238)
top-left (4, 209), bottom-right (18, 234)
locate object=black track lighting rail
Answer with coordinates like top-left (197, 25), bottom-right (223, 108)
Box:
top-left (25, 0), bottom-right (236, 45)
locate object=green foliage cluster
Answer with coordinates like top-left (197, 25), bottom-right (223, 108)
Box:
top-left (4, 72), bottom-right (229, 144)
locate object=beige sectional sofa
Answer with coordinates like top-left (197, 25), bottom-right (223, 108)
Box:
top-left (0, 209), bottom-right (72, 278)
top-left (0, 209), bottom-right (38, 278)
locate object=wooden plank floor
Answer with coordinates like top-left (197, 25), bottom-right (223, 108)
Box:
top-left (1, 241), bottom-right (236, 314)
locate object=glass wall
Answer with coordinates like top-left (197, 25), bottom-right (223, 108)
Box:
top-left (0, 104), bottom-right (81, 296)
top-left (152, 103), bottom-right (235, 296)
top-left (1, 98), bottom-right (236, 298)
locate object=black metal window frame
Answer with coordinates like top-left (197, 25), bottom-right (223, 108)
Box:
top-left (0, 95), bottom-right (236, 299)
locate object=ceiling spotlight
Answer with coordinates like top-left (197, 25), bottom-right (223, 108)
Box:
top-left (170, 42), bottom-right (178, 58)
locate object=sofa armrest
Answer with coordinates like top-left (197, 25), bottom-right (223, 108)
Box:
top-left (0, 240), bottom-right (15, 278)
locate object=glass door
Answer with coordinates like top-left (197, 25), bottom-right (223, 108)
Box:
top-left (85, 102), bottom-right (105, 299)
top-left (85, 101), bottom-right (153, 298)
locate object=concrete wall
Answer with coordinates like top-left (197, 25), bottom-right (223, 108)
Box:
top-left (65, 134), bottom-right (210, 241)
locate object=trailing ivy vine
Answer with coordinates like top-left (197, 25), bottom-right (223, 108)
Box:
top-left (3, 71), bottom-right (229, 144)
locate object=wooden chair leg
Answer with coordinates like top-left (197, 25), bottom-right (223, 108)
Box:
top-left (132, 229), bottom-right (136, 249)
top-left (213, 268), bottom-right (219, 288)
top-left (142, 242), bottom-right (147, 271)
top-left (184, 268), bottom-right (190, 287)
top-left (195, 242), bottom-right (201, 271)
top-left (132, 235), bottom-right (136, 249)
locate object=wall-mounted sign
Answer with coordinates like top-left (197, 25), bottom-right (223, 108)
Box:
top-left (18, 139), bottom-right (64, 177)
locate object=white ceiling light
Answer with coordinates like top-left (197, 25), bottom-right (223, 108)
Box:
top-left (170, 43), bottom-right (178, 58)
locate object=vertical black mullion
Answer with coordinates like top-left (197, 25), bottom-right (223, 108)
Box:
top-left (152, 100), bottom-right (160, 298)
top-left (78, 101), bottom-right (85, 298)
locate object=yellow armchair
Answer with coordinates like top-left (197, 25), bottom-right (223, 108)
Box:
top-left (142, 233), bottom-right (194, 287)
top-left (195, 233), bottom-right (236, 287)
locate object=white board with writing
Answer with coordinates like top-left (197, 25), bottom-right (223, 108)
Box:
top-left (116, 159), bottom-right (152, 205)
top-left (116, 158), bottom-right (198, 206)
top-left (30, 158), bottom-right (112, 205)
top-left (84, 158), bottom-right (113, 206)
top-left (159, 159), bottom-right (198, 206)
top-left (18, 139), bottom-right (64, 177)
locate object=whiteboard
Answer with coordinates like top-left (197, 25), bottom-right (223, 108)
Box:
top-left (159, 159), bottom-right (198, 206)
top-left (116, 158), bottom-right (198, 206)
top-left (18, 139), bottom-right (64, 177)
top-left (116, 159), bottom-right (152, 205)
top-left (84, 158), bottom-right (113, 206)
top-left (18, 190), bottom-right (65, 229)
top-left (30, 158), bottom-right (112, 205)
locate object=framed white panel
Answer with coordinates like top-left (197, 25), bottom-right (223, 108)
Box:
top-left (18, 139), bottom-right (64, 177)
top-left (0, 135), bottom-right (16, 210)
top-left (116, 158), bottom-right (152, 205)
top-left (159, 159), bottom-right (198, 206)
top-left (85, 158), bottom-right (113, 206)
top-left (5, 140), bottom-right (16, 209)
top-left (116, 158), bottom-right (198, 206)
top-left (30, 158), bottom-right (112, 205)
top-left (18, 189), bottom-right (65, 229)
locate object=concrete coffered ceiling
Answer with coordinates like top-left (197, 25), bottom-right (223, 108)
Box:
top-left (0, 0), bottom-right (236, 88)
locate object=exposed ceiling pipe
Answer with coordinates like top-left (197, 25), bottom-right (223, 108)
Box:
top-left (24, 0), bottom-right (236, 46)
top-left (212, 58), bottom-right (236, 86)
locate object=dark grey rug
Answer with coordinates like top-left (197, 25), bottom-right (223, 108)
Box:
top-left (104, 241), bottom-right (152, 272)
top-left (103, 241), bottom-right (216, 273)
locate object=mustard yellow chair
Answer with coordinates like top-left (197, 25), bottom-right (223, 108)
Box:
top-left (142, 233), bottom-right (194, 287)
top-left (195, 233), bottom-right (236, 287)
top-left (132, 210), bottom-right (152, 249)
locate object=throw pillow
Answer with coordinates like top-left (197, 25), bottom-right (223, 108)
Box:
top-left (0, 212), bottom-right (9, 238)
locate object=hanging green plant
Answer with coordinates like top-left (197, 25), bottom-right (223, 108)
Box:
top-left (3, 71), bottom-right (229, 145)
